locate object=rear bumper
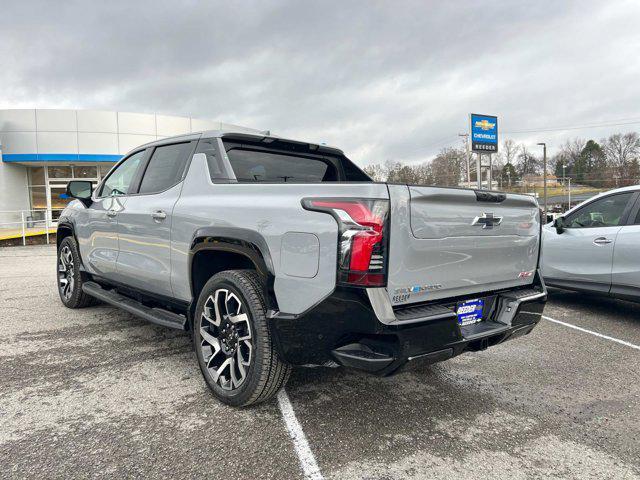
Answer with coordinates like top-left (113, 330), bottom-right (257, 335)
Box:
top-left (269, 272), bottom-right (547, 374)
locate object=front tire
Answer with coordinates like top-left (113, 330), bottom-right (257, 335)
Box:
top-left (57, 236), bottom-right (96, 308)
top-left (193, 270), bottom-right (291, 407)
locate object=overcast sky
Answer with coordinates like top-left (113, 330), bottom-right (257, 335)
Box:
top-left (2, 0), bottom-right (640, 166)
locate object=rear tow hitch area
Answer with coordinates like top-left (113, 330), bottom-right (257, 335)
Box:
top-left (468, 337), bottom-right (490, 352)
top-left (331, 343), bottom-right (394, 373)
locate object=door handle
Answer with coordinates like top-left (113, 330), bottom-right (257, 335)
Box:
top-left (152, 210), bottom-right (167, 221)
top-left (106, 210), bottom-right (117, 218)
top-left (593, 237), bottom-right (613, 245)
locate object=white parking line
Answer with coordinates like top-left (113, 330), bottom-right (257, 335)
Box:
top-left (277, 389), bottom-right (324, 480)
top-left (543, 315), bottom-right (640, 351)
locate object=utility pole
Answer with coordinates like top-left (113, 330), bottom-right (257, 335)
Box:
top-left (458, 133), bottom-right (471, 187)
top-left (562, 164), bottom-right (567, 211)
top-left (537, 142), bottom-right (547, 220)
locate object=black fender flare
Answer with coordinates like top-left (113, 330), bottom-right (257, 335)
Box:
top-left (188, 227), bottom-right (278, 312)
top-left (56, 218), bottom-right (89, 273)
top-left (56, 218), bottom-right (75, 247)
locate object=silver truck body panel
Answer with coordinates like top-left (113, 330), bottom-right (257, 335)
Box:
top-left (115, 183), bottom-right (182, 297)
top-left (387, 185), bottom-right (539, 305)
top-left (170, 152), bottom-right (388, 314)
top-left (64, 129), bottom-right (543, 320)
top-left (76, 196), bottom-right (126, 277)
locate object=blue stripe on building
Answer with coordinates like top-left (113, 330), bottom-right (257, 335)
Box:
top-left (1, 153), bottom-right (123, 163)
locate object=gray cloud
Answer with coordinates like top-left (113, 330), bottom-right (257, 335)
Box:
top-left (2, 0), bottom-right (639, 165)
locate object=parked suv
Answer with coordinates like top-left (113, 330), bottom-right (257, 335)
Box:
top-left (57, 130), bottom-right (547, 406)
top-left (542, 185), bottom-right (640, 301)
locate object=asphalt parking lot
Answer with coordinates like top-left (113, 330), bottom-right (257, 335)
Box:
top-left (1, 245), bottom-right (639, 479)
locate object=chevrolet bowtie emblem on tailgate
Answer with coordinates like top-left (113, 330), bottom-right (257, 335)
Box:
top-left (472, 212), bottom-right (503, 229)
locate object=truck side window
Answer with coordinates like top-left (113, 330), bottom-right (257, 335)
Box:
top-left (565, 193), bottom-right (633, 228)
top-left (98, 150), bottom-right (145, 197)
top-left (227, 148), bottom-right (337, 183)
top-left (195, 138), bottom-right (228, 181)
top-left (138, 142), bottom-right (191, 194)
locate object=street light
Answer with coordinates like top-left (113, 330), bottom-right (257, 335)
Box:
top-left (537, 142), bottom-right (547, 220)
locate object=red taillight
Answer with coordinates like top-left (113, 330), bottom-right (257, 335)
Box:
top-left (302, 198), bottom-right (389, 287)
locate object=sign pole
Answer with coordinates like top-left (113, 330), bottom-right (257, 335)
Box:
top-left (476, 152), bottom-right (482, 190)
top-left (488, 154), bottom-right (493, 190)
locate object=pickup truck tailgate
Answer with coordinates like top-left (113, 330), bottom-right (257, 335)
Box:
top-left (387, 185), bottom-right (540, 306)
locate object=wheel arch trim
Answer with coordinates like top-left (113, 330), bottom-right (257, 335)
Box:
top-left (188, 227), bottom-right (278, 315)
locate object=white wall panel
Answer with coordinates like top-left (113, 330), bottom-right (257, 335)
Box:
top-left (0, 109), bottom-right (36, 132)
top-left (118, 134), bottom-right (156, 154)
top-left (36, 109), bottom-right (77, 132)
top-left (0, 163), bottom-right (30, 223)
top-left (37, 132), bottom-right (78, 153)
top-left (0, 132), bottom-right (38, 154)
top-left (78, 132), bottom-right (119, 154)
top-left (156, 115), bottom-right (191, 136)
top-left (191, 118), bottom-right (220, 132)
top-left (117, 112), bottom-right (156, 135)
top-left (77, 110), bottom-right (118, 133)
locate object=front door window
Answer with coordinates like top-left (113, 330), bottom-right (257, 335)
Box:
top-left (565, 193), bottom-right (633, 229)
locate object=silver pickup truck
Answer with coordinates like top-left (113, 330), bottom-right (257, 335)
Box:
top-left (57, 130), bottom-right (547, 406)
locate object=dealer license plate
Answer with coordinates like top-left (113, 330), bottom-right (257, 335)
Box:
top-left (457, 298), bottom-right (484, 326)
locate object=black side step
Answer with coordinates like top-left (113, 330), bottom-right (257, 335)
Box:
top-left (82, 281), bottom-right (187, 330)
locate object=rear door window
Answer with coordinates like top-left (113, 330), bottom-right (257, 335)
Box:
top-left (227, 148), bottom-right (338, 183)
top-left (138, 142), bottom-right (192, 194)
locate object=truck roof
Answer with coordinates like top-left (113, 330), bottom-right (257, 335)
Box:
top-left (136, 129), bottom-right (345, 156)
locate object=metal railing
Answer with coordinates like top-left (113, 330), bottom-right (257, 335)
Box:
top-left (0, 209), bottom-right (65, 245)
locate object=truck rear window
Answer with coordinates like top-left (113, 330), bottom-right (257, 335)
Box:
top-left (227, 148), bottom-right (338, 183)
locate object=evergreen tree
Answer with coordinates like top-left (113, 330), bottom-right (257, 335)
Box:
top-left (579, 140), bottom-right (606, 187)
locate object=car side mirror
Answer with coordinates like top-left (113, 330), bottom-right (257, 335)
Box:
top-left (66, 180), bottom-right (93, 207)
top-left (554, 217), bottom-right (565, 234)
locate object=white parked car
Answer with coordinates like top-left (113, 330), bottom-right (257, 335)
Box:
top-left (541, 185), bottom-right (640, 302)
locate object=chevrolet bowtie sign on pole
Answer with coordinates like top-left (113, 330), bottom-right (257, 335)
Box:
top-left (470, 114), bottom-right (498, 190)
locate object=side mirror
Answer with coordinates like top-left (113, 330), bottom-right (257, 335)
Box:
top-left (554, 217), bottom-right (565, 234)
top-left (66, 180), bottom-right (93, 207)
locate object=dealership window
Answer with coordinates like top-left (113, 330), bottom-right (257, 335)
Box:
top-left (48, 166), bottom-right (73, 179)
top-left (27, 167), bottom-right (47, 210)
top-left (26, 165), bottom-right (104, 219)
top-left (99, 164), bottom-right (114, 179)
top-left (74, 166), bottom-right (98, 178)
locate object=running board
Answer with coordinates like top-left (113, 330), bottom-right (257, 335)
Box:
top-left (82, 281), bottom-right (187, 330)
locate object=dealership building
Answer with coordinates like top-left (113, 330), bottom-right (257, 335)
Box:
top-left (0, 109), bottom-right (258, 228)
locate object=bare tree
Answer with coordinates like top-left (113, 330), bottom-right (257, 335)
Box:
top-left (502, 139), bottom-right (520, 165)
top-left (430, 147), bottom-right (464, 186)
top-left (362, 163), bottom-right (386, 182)
top-left (603, 132), bottom-right (640, 185)
top-left (516, 146), bottom-right (541, 177)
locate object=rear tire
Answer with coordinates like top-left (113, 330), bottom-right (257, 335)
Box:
top-left (193, 270), bottom-right (291, 407)
top-left (57, 236), bottom-right (96, 308)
